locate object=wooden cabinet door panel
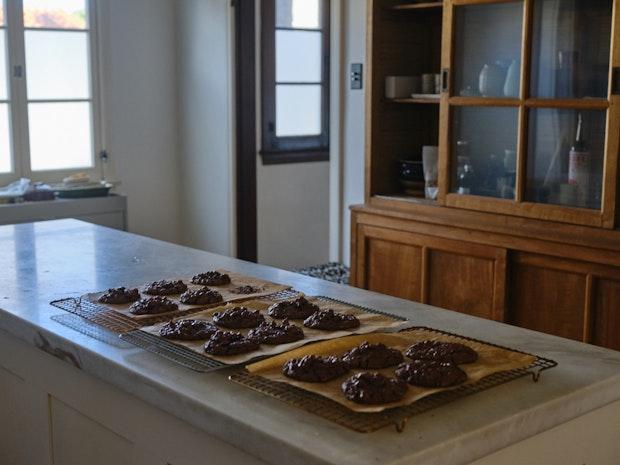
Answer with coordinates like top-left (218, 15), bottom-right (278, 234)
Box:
top-left (428, 250), bottom-right (500, 320)
top-left (510, 255), bottom-right (587, 341)
top-left (355, 223), bottom-right (507, 319)
top-left (593, 278), bottom-right (620, 351)
top-left (366, 238), bottom-right (423, 301)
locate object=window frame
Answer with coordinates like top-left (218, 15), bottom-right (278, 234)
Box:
top-left (260, 0), bottom-right (330, 165)
top-left (0, 0), bottom-right (102, 185)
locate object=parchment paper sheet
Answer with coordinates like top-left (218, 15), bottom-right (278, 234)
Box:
top-left (141, 296), bottom-right (406, 364)
top-left (85, 270), bottom-right (290, 321)
top-left (246, 330), bottom-right (536, 413)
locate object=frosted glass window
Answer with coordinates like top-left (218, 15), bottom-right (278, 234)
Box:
top-left (0, 31), bottom-right (7, 100)
top-left (277, 0), bottom-right (320, 29)
top-left (276, 85), bottom-right (321, 136)
top-left (0, 103), bottom-right (10, 173)
top-left (24, 0), bottom-right (87, 29)
top-left (26, 30), bottom-right (90, 100)
top-left (276, 30), bottom-right (321, 82)
top-left (29, 102), bottom-right (93, 171)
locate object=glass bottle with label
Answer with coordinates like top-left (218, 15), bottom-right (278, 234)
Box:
top-left (568, 113), bottom-right (590, 207)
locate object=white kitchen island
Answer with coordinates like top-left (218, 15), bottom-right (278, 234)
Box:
top-left (0, 219), bottom-right (619, 465)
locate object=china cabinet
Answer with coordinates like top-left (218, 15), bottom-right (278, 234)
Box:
top-left (351, 0), bottom-right (620, 349)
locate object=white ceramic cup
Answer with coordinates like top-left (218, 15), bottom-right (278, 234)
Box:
top-left (422, 74), bottom-right (436, 94)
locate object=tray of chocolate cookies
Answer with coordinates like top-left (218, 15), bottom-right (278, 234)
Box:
top-left (51, 270), bottom-right (292, 333)
top-left (230, 328), bottom-right (557, 432)
top-left (122, 295), bottom-right (407, 371)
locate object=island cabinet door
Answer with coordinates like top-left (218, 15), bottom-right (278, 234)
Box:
top-left (353, 224), bottom-right (507, 320)
top-left (508, 252), bottom-right (620, 348)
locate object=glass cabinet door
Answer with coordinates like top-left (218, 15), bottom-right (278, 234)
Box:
top-left (453, 2), bottom-right (523, 99)
top-left (525, 0), bottom-right (613, 211)
top-left (530, 0), bottom-right (612, 100)
top-left (441, 0), bottom-right (618, 227)
top-left (451, 106), bottom-right (519, 199)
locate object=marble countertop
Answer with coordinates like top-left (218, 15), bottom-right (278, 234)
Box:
top-left (1, 219), bottom-right (620, 465)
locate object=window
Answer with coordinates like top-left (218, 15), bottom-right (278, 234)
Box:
top-left (261, 0), bottom-right (330, 164)
top-left (0, 0), bottom-right (100, 183)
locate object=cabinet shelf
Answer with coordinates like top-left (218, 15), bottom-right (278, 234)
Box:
top-left (388, 97), bottom-right (440, 105)
top-left (373, 194), bottom-right (438, 207)
top-left (388, 2), bottom-right (443, 11)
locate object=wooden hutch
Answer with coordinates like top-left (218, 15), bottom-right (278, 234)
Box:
top-left (351, 0), bottom-right (620, 350)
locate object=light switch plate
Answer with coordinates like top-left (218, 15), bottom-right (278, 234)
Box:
top-left (350, 63), bottom-right (363, 90)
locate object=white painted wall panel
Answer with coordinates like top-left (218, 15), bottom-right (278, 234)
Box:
top-left (340, 0), bottom-right (366, 266)
top-left (176, 0), bottom-right (235, 256)
top-left (99, 0), bottom-right (182, 244)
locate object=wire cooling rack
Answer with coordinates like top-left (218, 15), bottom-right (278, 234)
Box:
top-left (118, 294), bottom-right (406, 372)
top-left (229, 326), bottom-right (558, 433)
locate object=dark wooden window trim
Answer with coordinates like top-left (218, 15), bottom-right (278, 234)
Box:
top-left (235, 0), bottom-right (257, 262)
top-left (260, 0), bottom-right (330, 165)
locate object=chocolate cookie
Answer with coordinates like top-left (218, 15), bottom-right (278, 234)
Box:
top-left (212, 306), bottom-right (265, 329)
top-left (159, 319), bottom-right (218, 340)
top-left (395, 359), bottom-right (468, 388)
top-left (179, 287), bottom-right (223, 305)
top-left (342, 341), bottom-right (404, 369)
top-left (303, 309), bottom-right (360, 331)
top-left (282, 355), bottom-right (349, 383)
top-left (98, 287), bottom-right (140, 304)
top-left (405, 340), bottom-right (478, 364)
top-left (191, 271), bottom-right (231, 286)
top-left (341, 372), bottom-right (408, 404)
top-left (204, 330), bottom-right (259, 355)
top-left (129, 297), bottom-right (178, 315)
top-left (247, 319), bottom-right (304, 345)
top-left (143, 279), bottom-right (188, 295)
top-left (267, 296), bottom-right (319, 320)
top-left (230, 285), bottom-right (260, 295)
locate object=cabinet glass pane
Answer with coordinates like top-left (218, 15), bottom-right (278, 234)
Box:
top-left (276, 84), bottom-right (321, 136)
top-left (276, 30), bottom-right (321, 83)
top-left (25, 30), bottom-right (90, 100)
top-left (526, 108), bottom-right (605, 210)
top-left (0, 103), bottom-right (10, 173)
top-left (29, 102), bottom-right (93, 171)
top-left (23, 0), bottom-right (87, 29)
top-left (451, 106), bottom-right (519, 199)
top-left (454, 2), bottom-right (523, 98)
top-left (531, 0), bottom-right (612, 99)
top-left (277, 0), bottom-right (320, 29)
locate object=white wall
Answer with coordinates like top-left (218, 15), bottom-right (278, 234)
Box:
top-left (255, 0), bottom-right (331, 271)
top-left (340, 0), bottom-right (366, 266)
top-left (176, 0), bottom-right (235, 256)
top-left (97, 0), bottom-right (361, 265)
top-left (256, 161), bottom-right (330, 270)
top-left (98, 0), bottom-right (181, 243)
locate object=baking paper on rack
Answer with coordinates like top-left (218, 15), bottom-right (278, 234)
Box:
top-left (246, 330), bottom-right (536, 413)
top-left (140, 296), bottom-right (407, 365)
top-left (84, 270), bottom-right (291, 321)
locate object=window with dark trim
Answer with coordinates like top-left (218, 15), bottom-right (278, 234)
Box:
top-left (261, 0), bottom-right (330, 165)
